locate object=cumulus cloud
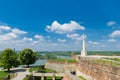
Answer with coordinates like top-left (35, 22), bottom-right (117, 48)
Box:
top-left (88, 41), bottom-right (99, 45)
top-left (57, 39), bottom-right (66, 43)
top-left (0, 27), bottom-right (28, 41)
top-left (0, 26), bottom-right (11, 31)
top-left (12, 28), bottom-right (27, 34)
top-left (0, 32), bottom-right (17, 41)
top-left (66, 33), bottom-right (83, 41)
top-left (107, 21), bottom-right (116, 27)
top-left (108, 39), bottom-right (116, 43)
top-left (23, 37), bottom-right (33, 42)
top-left (34, 35), bottom-right (44, 41)
top-left (109, 30), bottom-right (120, 37)
top-left (45, 21), bottom-right (85, 34)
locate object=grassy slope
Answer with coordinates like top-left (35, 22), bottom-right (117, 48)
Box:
top-left (79, 76), bottom-right (87, 80)
top-left (0, 71), bottom-right (8, 80)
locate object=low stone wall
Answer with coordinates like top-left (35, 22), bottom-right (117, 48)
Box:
top-left (45, 60), bottom-right (76, 73)
top-left (77, 59), bottom-right (120, 80)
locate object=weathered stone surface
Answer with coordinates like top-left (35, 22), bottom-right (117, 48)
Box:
top-left (77, 59), bottom-right (120, 80)
top-left (45, 61), bottom-right (76, 72)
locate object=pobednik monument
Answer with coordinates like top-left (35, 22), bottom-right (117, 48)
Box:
top-left (81, 35), bottom-right (87, 57)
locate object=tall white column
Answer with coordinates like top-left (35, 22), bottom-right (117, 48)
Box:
top-left (81, 35), bottom-right (87, 57)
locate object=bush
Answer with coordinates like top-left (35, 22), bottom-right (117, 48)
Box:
top-left (23, 75), bottom-right (33, 80)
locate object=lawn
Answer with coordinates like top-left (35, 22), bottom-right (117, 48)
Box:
top-left (92, 59), bottom-right (120, 66)
top-left (0, 71), bottom-right (8, 80)
top-left (29, 66), bottom-right (56, 73)
top-left (104, 58), bottom-right (120, 62)
top-left (79, 76), bottom-right (87, 80)
top-left (49, 59), bottom-right (77, 63)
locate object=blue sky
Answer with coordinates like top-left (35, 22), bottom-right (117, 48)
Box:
top-left (0, 0), bottom-right (120, 51)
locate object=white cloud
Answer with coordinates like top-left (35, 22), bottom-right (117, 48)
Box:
top-left (110, 30), bottom-right (120, 37)
top-left (66, 33), bottom-right (83, 41)
top-left (45, 21), bottom-right (85, 34)
top-left (88, 41), bottom-right (99, 45)
top-left (107, 21), bottom-right (116, 26)
top-left (34, 35), bottom-right (44, 41)
top-left (12, 28), bottom-right (27, 34)
top-left (32, 41), bottom-right (38, 44)
top-left (0, 32), bottom-right (17, 41)
top-left (0, 26), bottom-right (11, 31)
top-left (23, 37), bottom-right (33, 42)
top-left (57, 39), bottom-right (66, 43)
top-left (51, 43), bottom-right (58, 46)
top-left (108, 39), bottom-right (116, 43)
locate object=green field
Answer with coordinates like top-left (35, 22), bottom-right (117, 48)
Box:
top-left (0, 71), bottom-right (8, 80)
top-left (104, 58), bottom-right (120, 61)
top-left (92, 59), bottom-right (120, 66)
top-left (48, 59), bottom-right (77, 63)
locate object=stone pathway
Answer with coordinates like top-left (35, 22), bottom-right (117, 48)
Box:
top-left (12, 68), bottom-right (30, 80)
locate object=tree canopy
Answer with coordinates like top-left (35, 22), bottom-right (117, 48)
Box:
top-left (19, 48), bottom-right (37, 67)
top-left (45, 53), bottom-right (57, 60)
top-left (0, 48), bottom-right (19, 72)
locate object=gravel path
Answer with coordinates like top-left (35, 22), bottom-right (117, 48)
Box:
top-left (12, 68), bottom-right (30, 80)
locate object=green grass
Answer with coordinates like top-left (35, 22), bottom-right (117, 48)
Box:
top-left (29, 67), bottom-right (40, 72)
top-left (104, 58), bottom-right (120, 62)
top-left (29, 67), bottom-right (56, 73)
top-left (41, 68), bottom-right (56, 73)
top-left (23, 75), bottom-right (33, 80)
top-left (67, 60), bottom-right (77, 63)
top-left (0, 71), bottom-right (8, 80)
top-left (24, 76), bottom-right (62, 80)
top-left (45, 76), bottom-right (62, 80)
top-left (79, 76), bottom-right (87, 80)
top-left (49, 59), bottom-right (77, 63)
top-left (46, 76), bottom-right (52, 80)
top-left (55, 76), bottom-right (62, 80)
top-left (92, 59), bottom-right (120, 66)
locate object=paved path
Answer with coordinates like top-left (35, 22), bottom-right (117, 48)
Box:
top-left (12, 68), bottom-right (30, 80)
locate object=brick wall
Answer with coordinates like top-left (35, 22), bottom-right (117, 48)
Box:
top-left (77, 59), bottom-right (120, 80)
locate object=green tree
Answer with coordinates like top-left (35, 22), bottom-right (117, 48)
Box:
top-left (0, 48), bottom-right (19, 72)
top-left (38, 54), bottom-right (45, 59)
top-left (45, 53), bottom-right (57, 60)
top-left (19, 48), bottom-right (37, 67)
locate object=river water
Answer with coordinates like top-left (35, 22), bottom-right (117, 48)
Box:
top-left (0, 56), bottom-right (72, 69)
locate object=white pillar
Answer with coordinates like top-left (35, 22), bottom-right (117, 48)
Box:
top-left (81, 35), bottom-right (87, 57)
top-left (41, 73), bottom-right (44, 80)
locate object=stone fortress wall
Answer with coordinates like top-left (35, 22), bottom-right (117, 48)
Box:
top-left (45, 60), bottom-right (76, 73)
top-left (77, 57), bottom-right (120, 80)
top-left (45, 56), bottom-right (120, 80)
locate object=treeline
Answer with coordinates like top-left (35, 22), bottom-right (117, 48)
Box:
top-left (0, 48), bottom-right (37, 72)
top-left (0, 48), bottom-right (60, 72)
top-left (39, 51), bottom-right (120, 56)
top-left (75, 51), bottom-right (120, 56)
